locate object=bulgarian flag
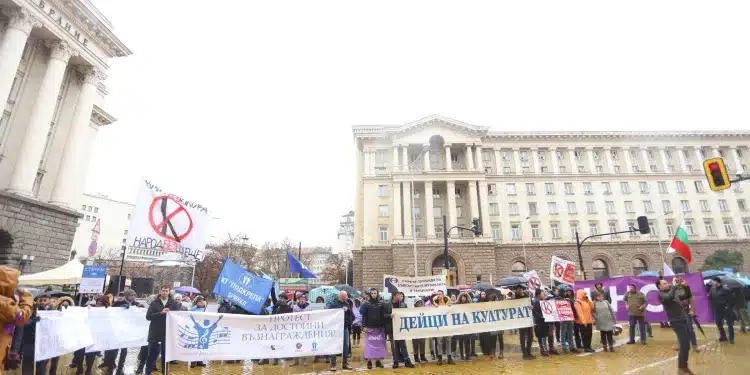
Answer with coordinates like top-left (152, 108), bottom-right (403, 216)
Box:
top-left (667, 220), bottom-right (691, 264)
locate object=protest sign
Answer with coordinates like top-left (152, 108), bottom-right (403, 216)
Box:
top-left (550, 256), bottom-right (576, 285)
top-left (383, 274), bottom-right (447, 297)
top-left (165, 309), bottom-right (344, 361)
top-left (212, 258), bottom-right (274, 315)
top-left (523, 270), bottom-right (543, 292)
top-left (575, 273), bottom-right (713, 323)
top-left (363, 329), bottom-right (388, 359)
top-left (86, 307), bottom-right (149, 352)
top-left (541, 300), bottom-right (574, 322)
top-left (391, 298), bottom-right (533, 340)
top-left (125, 179), bottom-right (211, 261)
top-left (36, 308), bottom-right (93, 361)
top-left (80, 265), bottom-right (106, 293)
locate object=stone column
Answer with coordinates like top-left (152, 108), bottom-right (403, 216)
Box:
top-left (732, 146), bottom-right (743, 171)
top-left (532, 148), bottom-right (541, 174)
top-left (468, 180), bottom-right (480, 221)
top-left (446, 180), bottom-right (457, 235)
top-left (712, 146), bottom-right (721, 158)
top-left (354, 142), bottom-right (364, 250)
top-left (0, 8), bottom-right (39, 107)
top-left (477, 180), bottom-right (491, 236)
top-left (403, 182), bottom-right (413, 239)
top-left (694, 147), bottom-right (703, 165)
top-left (392, 182), bottom-right (403, 238)
top-left (392, 145), bottom-right (400, 171)
top-left (475, 145), bottom-right (483, 172)
top-left (49, 67), bottom-right (103, 207)
top-left (513, 148), bottom-right (522, 175)
top-left (641, 148), bottom-right (653, 173)
top-left (495, 149), bottom-right (503, 175)
top-left (466, 145), bottom-right (474, 170)
top-left (423, 144), bottom-right (430, 172)
top-left (624, 147), bottom-right (634, 174)
top-left (604, 147), bottom-right (614, 174)
top-left (401, 146), bottom-right (408, 171)
top-left (676, 146), bottom-right (688, 172)
top-left (363, 151), bottom-right (371, 176)
top-left (568, 147), bottom-right (576, 173)
top-left (551, 148), bottom-right (559, 175)
top-left (659, 147), bottom-right (670, 174)
top-left (424, 181), bottom-right (435, 238)
top-left (7, 41), bottom-right (75, 196)
top-left (444, 144), bottom-right (452, 171)
top-left (587, 147), bottom-right (597, 174)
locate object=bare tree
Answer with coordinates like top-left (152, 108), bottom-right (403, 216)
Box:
top-left (321, 253), bottom-right (348, 284)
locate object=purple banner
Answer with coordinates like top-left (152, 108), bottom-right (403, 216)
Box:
top-left (363, 328), bottom-right (388, 359)
top-left (575, 273), bottom-right (713, 323)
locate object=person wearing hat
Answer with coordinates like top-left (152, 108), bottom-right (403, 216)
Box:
top-left (22, 293), bottom-right (53, 375)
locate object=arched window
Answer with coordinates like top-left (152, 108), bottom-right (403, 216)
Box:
top-left (432, 254), bottom-right (458, 286)
top-left (672, 257), bottom-right (689, 274)
top-left (593, 259), bottom-right (610, 279)
top-left (511, 261), bottom-right (527, 275)
top-left (632, 258), bottom-right (648, 275)
top-left (432, 255), bottom-right (456, 269)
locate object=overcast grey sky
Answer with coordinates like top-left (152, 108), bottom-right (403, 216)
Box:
top-left (85, 0), bottom-right (750, 248)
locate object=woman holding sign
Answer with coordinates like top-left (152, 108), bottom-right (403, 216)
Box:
top-left (361, 289), bottom-right (387, 369)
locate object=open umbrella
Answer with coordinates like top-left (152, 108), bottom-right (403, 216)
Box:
top-left (334, 284), bottom-right (359, 297)
top-left (175, 286), bottom-right (200, 295)
top-left (701, 270), bottom-right (728, 279)
top-left (494, 276), bottom-right (527, 288)
top-left (719, 275), bottom-right (744, 289)
top-left (308, 286), bottom-right (339, 304)
top-left (473, 283), bottom-right (494, 291)
top-left (638, 271), bottom-right (660, 277)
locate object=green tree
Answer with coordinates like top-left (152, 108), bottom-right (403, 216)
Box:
top-left (699, 250), bottom-right (744, 271)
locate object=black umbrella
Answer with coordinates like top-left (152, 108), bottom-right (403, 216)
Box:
top-left (473, 283), bottom-right (494, 291)
top-left (494, 276), bottom-right (528, 288)
top-left (719, 275), bottom-right (744, 289)
top-left (484, 288), bottom-right (502, 298)
top-left (692, 316), bottom-right (707, 339)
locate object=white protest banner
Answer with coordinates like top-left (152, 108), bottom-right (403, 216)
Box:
top-left (383, 274), bottom-right (447, 297)
top-left (86, 307), bottom-right (149, 352)
top-left (35, 308), bottom-right (93, 361)
top-left (550, 256), bottom-right (576, 285)
top-left (523, 270), bottom-right (543, 292)
top-left (541, 300), bottom-right (575, 322)
top-left (391, 298), bottom-right (533, 340)
top-left (165, 309), bottom-right (344, 361)
top-left (125, 179), bottom-right (211, 261)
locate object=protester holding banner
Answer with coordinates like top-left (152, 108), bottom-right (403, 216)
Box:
top-left (410, 299), bottom-right (428, 364)
top-left (361, 289), bottom-right (387, 369)
top-left (532, 289), bottom-right (555, 356)
top-left (145, 286), bottom-right (180, 375)
top-left (592, 293), bottom-right (617, 352)
top-left (325, 291), bottom-right (354, 371)
top-left (351, 299), bottom-right (363, 348)
top-left (560, 289), bottom-right (578, 353)
top-left (476, 291), bottom-right (495, 359)
top-left (514, 286), bottom-right (534, 360)
top-left (22, 293), bottom-right (51, 375)
top-left (574, 289), bottom-right (595, 353)
top-left (430, 294), bottom-right (455, 365)
top-left (544, 287), bottom-right (562, 350)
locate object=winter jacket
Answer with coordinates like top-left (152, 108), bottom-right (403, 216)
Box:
top-left (327, 298), bottom-right (354, 328)
top-left (659, 285), bottom-right (687, 321)
top-left (574, 290), bottom-right (593, 325)
top-left (146, 296), bottom-right (180, 342)
top-left (531, 299), bottom-right (546, 325)
top-left (272, 301), bottom-right (293, 315)
top-left (592, 287), bottom-right (611, 304)
top-left (709, 284), bottom-right (733, 311)
top-left (624, 291), bottom-right (647, 317)
top-left (0, 267), bottom-right (33, 374)
top-left (361, 297), bottom-right (386, 329)
top-left (593, 300), bottom-right (616, 331)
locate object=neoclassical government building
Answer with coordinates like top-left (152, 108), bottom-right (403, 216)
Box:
top-left (0, 0), bottom-right (129, 273)
top-left (352, 115), bottom-right (750, 289)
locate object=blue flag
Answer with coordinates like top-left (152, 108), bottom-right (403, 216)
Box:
top-left (287, 252), bottom-right (318, 278)
top-left (212, 258), bottom-right (274, 314)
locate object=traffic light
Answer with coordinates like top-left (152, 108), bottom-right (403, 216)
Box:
top-left (636, 216), bottom-right (650, 235)
top-left (471, 217), bottom-right (482, 236)
top-left (703, 158), bottom-right (731, 191)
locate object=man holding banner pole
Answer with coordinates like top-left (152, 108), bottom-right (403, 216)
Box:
top-left (145, 286), bottom-right (180, 375)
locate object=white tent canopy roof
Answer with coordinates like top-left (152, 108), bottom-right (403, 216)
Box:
top-left (19, 258), bottom-right (85, 286)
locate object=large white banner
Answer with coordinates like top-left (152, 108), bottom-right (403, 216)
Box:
top-left (125, 180), bottom-right (211, 261)
top-left (391, 299), bottom-right (534, 340)
top-left (85, 307), bottom-right (149, 352)
top-left (165, 309), bottom-right (344, 361)
top-left (36, 308), bottom-right (93, 361)
top-left (383, 274), bottom-right (447, 297)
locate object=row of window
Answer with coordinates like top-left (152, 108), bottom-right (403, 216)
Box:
top-left (376, 217), bottom-right (750, 242)
top-left (502, 147), bottom-right (741, 162)
top-left (81, 205), bottom-right (100, 213)
top-left (377, 179), bottom-right (742, 200)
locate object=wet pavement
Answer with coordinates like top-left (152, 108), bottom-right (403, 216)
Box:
top-left (17, 325), bottom-right (748, 375)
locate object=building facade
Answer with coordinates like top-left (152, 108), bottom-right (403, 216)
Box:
top-left (70, 192), bottom-right (134, 260)
top-left (352, 115), bottom-right (750, 289)
top-left (0, 0), bottom-right (130, 273)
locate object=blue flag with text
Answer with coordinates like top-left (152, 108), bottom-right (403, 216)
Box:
top-left (212, 258), bottom-right (274, 314)
top-left (287, 252), bottom-right (318, 278)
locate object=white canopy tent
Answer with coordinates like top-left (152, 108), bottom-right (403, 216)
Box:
top-left (19, 258), bottom-right (85, 286)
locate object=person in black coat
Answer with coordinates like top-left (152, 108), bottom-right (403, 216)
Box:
top-left (22, 293), bottom-right (52, 375)
top-left (144, 286), bottom-right (180, 375)
top-left (361, 288), bottom-right (386, 369)
top-left (709, 277), bottom-right (736, 344)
